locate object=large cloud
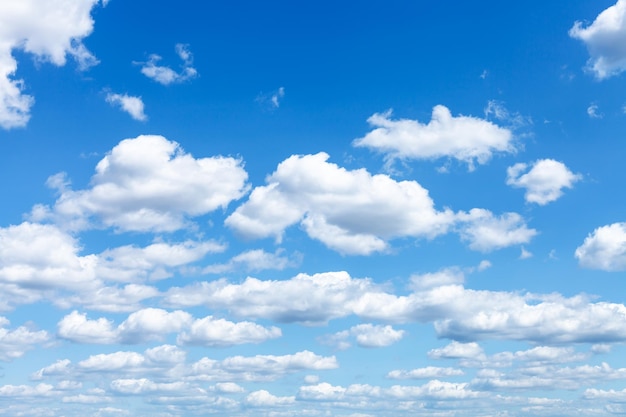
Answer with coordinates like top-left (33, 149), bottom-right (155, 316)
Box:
top-left (575, 222), bottom-right (626, 271)
top-left (0, 0), bottom-right (103, 129)
top-left (506, 159), bottom-right (582, 205)
top-left (35, 135), bottom-right (249, 232)
top-left (0, 221), bottom-right (219, 311)
top-left (352, 105), bottom-right (514, 170)
top-left (0, 317), bottom-right (48, 361)
top-left (57, 309), bottom-right (281, 346)
top-left (164, 270), bottom-right (626, 344)
top-left (570, 0), bottom-right (626, 79)
top-left (226, 152), bottom-right (455, 255)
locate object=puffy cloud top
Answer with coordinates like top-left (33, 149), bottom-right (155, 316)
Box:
top-left (353, 105), bottom-right (514, 170)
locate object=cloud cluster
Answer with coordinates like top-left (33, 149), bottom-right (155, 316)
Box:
top-left (353, 105), bottom-right (515, 170)
top-left (34, 135), bottom-right (249, 232)
top-left (58, 308), bottom-right (282, 347)
top-left (506, 159), bottom-right (582, 205)
top-left (0, 0), bottom-right (103, 129)
top-left (165, 270), bottom-right (626, 344)
top-left (226, 152), bottom-right (534, 254)
top-left (320, 324), bottom-right (405, 349)
top-left (570, 0), bottom-right (626, 79)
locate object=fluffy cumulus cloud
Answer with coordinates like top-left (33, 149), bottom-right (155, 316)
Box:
top-left (139, 44), bottom-right (198, 85)
top-left (570, 0), bottom-right (626, 79)
top-left (0, 0), bottom-right (103, 129)
top-left (457, 209), bottom-right (537, 252)
top-left (575, 222), bottom-right (626, 271)
top-left (506, 159), bottom-right (582, 205)
top-left (0, 317), bottom-right (48, 361)
top-left (226, 152), bottom-right (455, 255)
top-left (164, 270), bottom-right (626, 344)
top-left (0, 222), bottom-right (99, 292)
top-left (352, 105), bottom-right (515, 170)
top-left (35, 135), bottom-right (249, 232)
top-left (245, 390), bottom-right (295, 406)
top-left (105, 92), bottom-right (147, 121)
top-left (0, 220), bottom-right (221, 311)
top-left (57, 309), bottom-right (281, 346)
top-left (177, 316), bottom-right (282, 347)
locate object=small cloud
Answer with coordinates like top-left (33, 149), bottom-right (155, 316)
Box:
top-left (520, 247), bottom-right (533, 259)
top-left (480, 69), bottom-right (488, 79)
top-left (105, 92), bottom-right (147, 121)
top-left (477, 260), bottom-right (492, 271)
top-left (137, 44), bottom-right (197, 85)
top-left (587, 103), bottom-right (603, 119)
top-left (506, 159), bottom-right (582, 205)
top-left (256, 86), bottom-right (285, 110)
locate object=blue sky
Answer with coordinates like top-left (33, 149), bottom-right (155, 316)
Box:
top-left (1, 0), bottom-right (626, 416)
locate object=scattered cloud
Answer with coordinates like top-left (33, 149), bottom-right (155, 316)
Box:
top-left (105, 92), bottom-right (147, 121)
top-left (387, 366), bottom-right (464, 380)
top-left (165, 270), bottom-right (626, 345)
top-left (0, 0), bottom-right (103, 129)
top-left (457, 209), bottom-right (537, 252)
top-left (226, 152), bottom-right (455, 255)
top-left (506, 159), bottom-right (582, 205)
top-left (319, 324), bottom-right (405, 349)
top-left (0, 317), bottom-right (49, 361)
top-left (570, 0), bottom-right (626, 79)
top-left (587, 103), bottom-right (603, 118)
top-left (139, 44), bottom-right (197, 85)
top-left (203, 248), bottom-right (301, 274)
top-left (575, 222), bottom-right (626, 271)
top-left (57, 309), bottom-right (281, 347)
top-left (256, 87), bottom-right (285, 110)
top-left (353, 105), bottom-right (515, 171)
top-left (32, 135), bottom-right (249, 232)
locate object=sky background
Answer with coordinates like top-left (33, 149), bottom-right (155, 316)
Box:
top-left (1, 1), bottom-right (626, 416)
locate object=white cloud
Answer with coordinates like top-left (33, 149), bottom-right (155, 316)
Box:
top-left (352, 105), bottom-right (515, 170)
top-left (226, 152), bottom-right (455, 255)
top-left (214, 382), bottom-right (244, 393)
top-left (0, 222), bottom-right (99, 291)
top-left (105, 93), bottom-right (147, 121)
top-left (0, 317), bottom-right (49, 361)
top-left (177, 316), bottom-right (281, 347)
top-left (587, 103), bottom-right (603, 119)
top-left (203, 248), bottom-right (300, 274)
top-left (0, 0), bottom-right (103, 129)
top-left (55, 284), bottom-right (159, 313)
top-left (57, 311), bottom-right (117, 344)
top-left (428, 342), bottom-right (486, 360)
top-left (245, 390), bottom-right (295, 406)
top-left (575, 222), bottom-right (626, 271)
top-left (165, 270), bottom-right (626, 344)
top-left (584, 387), bottom-right (626, 401)
top-left (387, 366), bottom-right (464, 380)
top-left (320, 324), bottom-right (405, 349)
top-left (139, 44), bottom-right (197, 85)
top-left (38, 135), bottom-right (249, 232)
top-left (58, 309), bottom-right (281, 347)
top-left (507, 159), bottom-right (582, 205)
top-left (457, 209), bottom-right (537, 252)
top-left (256, 87), bottom-right (285, 110)
top-left (570, 0), bottom-right (626, 79)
